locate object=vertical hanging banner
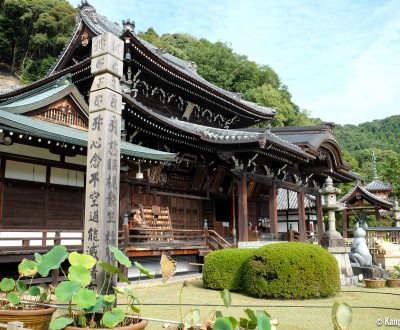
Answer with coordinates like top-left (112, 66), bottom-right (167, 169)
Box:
top-left (84, 32), bottom-right (123, 289)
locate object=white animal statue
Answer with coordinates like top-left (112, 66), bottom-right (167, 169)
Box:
top-left (349, 221), bottom-right (373, 266)
top-left (373, 237), bottom-right (400, 255)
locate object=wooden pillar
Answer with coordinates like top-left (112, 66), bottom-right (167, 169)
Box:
top-left (316, 192), bottom-right (324, 244)
top-left (375, 207), bottom-right (381, 222)
top-left (237, 175), bottom-right (248, 242)
top-left (297, 189), bottom-right (306, 242)
top-left (268, 183), bottom-right (278, 234)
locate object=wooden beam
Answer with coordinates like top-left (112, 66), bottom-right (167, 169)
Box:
top-left (232, 169), bottom-right (319, 196)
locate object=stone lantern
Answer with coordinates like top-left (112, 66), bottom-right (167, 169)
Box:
top-left (319, 177), bottom-right (357, 285)
top-left (319, 176), bottom-right (343, 246)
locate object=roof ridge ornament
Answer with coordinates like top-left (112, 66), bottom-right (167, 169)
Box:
top-left (122, 19), bottom-right (135, 33)
top-left (78, 0), bottom-right (92, 10)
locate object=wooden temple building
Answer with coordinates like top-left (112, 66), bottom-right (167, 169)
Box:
top-left (0, 1), bottom-right (359, 262)
top-left (339, 154), bottom-right (395, 238)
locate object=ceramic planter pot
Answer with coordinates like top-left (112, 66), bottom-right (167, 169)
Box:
top-left (386, 278), bottom-right (400, 288)
top-left (0, 307), bottom-right (56, 330)
top-left (64, 318), bottom-right (148, 330)
top-left (364, 278), bottom-right (387, 288)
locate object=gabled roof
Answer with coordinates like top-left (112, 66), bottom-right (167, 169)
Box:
top-left (46, 1), bottom-right (275, 124)
top-left (338, 184), bottom-right (393, 210)
top-left (0, 108), bottom-right (176, 162)
top-left (0, 77), bottom-right (88, 116)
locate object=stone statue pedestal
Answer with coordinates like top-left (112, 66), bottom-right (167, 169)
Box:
top-left (351, 265), bottom-right (385, 279)
top-left (322, 230), bottom-right (358, 286)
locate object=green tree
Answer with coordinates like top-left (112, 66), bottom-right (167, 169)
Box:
top-left (0, 0), bottom-right (76, 82)
top-left (138, 29), bottom-right (307, 127)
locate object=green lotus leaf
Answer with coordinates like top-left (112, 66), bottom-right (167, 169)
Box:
top-left (85, 295), bottom-right (106, 313)
top-left (68, 251), bottom-right (96, 269)
top-left (183, 309), bottom-right (200, 329)
top-left (34, 253), bottom-right (42, 263)
top-left (101, 307), bottom-right (125, 328)
top-left (98, 262), bottom-right (120, 274)
top-left (332, 302), bottom-right (353, 330)
top-left (0, 278), bottom-right (15, 291)
top-left (114, 287), bottom-right (139, 302)
top-left (49, 317), bottom-right (74, 330)
top-left (118, 271), bottom-right (131, 285)
top-left (37, 245), bottom-right (69, 277)
top-left (134, 261), bottom-right (155, 279)
top-left (109, 245), bottom-right (132, 267)
top-left (254, 311), bottom-right (271, 330)
top-left (18, 259), bottom-right (38, 277)
top-left (54, 281), bottom-right (81, 302)
top-left (15, 280), bottom-right (26, 293)
top-left (220, 289), bottom-right (231, 308)
top-left (7, 292), bottom-right (20, 305)
top-left (73, 287), bottom-right (97, 309)
top-left (29, 286), bottom-right (41, 297)
top-left (103, 294), bottom-right (116, 303)
top-left (129, 304), bottom-right (141, 313)
top-left (68, 265), bottom-right (92, 287)
top-left (39, 292), bottom-right (48, 302)
top-left (240, 309), bottom-right (258, 329)
top-left (213, 318), bottom-right (234, 330)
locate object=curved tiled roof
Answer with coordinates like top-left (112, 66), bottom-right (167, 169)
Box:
top-left (47, 1), bottom-right (275, 119)
top-left (365, 179), bottom-right (393, 191)
top-left (0, 108), bottom-right (176, 162)
top-left (125, 95), bottom-right (309, 160)
top-left (167, 117), bottom-right (306, 155)
top-left (338, 183), bottom-right (393, 208)
top-left (137, 38), bottom-right (276, 118)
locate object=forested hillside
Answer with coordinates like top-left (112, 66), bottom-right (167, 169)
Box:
top-left (1, 0), bottom-right (399, 202)
top-left (335, 117), bottom-right (400, 199)
top-left (0, 0), bottom-right (76, 82)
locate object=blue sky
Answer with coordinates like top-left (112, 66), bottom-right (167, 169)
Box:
top-left (68, 0), bottom-right (400, 125)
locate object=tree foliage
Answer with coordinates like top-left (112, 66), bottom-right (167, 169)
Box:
top-left (2, 7), bottom-right (400, 202)
top-left (138, 29), bottom-right (318, 127)
top-left (335, 116), bottom-right (400, 200)
top-left (0, 0), bottom-right (76, 83)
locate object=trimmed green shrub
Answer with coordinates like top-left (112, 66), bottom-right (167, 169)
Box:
top-left (203, 248), bottom-right (256, 291)
top-left (242, 242), bottom-right (341, 299)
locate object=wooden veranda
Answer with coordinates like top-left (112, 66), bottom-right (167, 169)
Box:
top-left (0, 227), bottom-right (231, 265)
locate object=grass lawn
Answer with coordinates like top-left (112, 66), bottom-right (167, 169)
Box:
top-left (117, 275), bottom-right (400, 330)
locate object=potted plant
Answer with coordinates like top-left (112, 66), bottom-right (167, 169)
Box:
top-left (49, 245), bottom-right (176, 330)
top-left (0, 247), bottom-right (62, 329)
top-left (386, 265), bottom-right (400, 287)
top-left (363, 277), bottom-right (387, 288)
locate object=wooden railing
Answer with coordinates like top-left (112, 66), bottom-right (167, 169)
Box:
top-left (0, 227), bottom-right (232, 261)
top-left (119, 225), bottom-right (232, 251)
top-left (0, 229), bottom-right (84, 252)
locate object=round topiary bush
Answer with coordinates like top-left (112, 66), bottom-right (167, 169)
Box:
top-left (203, 248), bottom-right (256, 291)
top-left (242, 242), bottom-right (340, 299)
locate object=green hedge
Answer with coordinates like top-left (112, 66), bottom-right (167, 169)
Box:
top-left (203, 248), bottom-right (256, 291)
top-left (242, 242), bottom-right (341, 299)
